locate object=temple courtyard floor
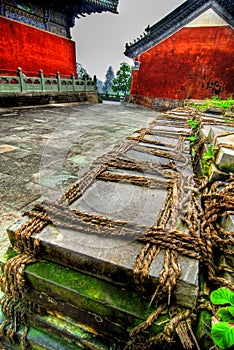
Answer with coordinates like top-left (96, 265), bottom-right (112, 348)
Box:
top-left (0, 101), bottom-right (157, 252)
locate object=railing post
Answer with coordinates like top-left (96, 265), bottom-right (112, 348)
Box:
top-left (84, 76), bottom-right (87, 92)
top-left (18, 67), bottom-right (26, 92)
top-left (71, 73), bottom-right (75, 92)
top-left (56, 71), bottom-right (61, 92)
top-left (93, 75), bottom-right (97, 91)
top-left (39, 69), bottom-right (45, 91)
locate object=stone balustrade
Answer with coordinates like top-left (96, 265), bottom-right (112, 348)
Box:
top-left (0, 67), bottom-right (96, 94)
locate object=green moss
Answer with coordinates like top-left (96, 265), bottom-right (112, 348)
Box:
top-left (0, 247), bottom-right (17, 271)
top-left (26, 261), bottom-right (153, 327)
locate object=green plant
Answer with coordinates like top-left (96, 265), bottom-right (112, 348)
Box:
top-left (210, 288), bottom-right (234, 349)
top-left (187, 119), bottom-right (199, 130)
top-left (188, 135), bottom-right (196, 146)
top-left (202, 144), bottom-right (217, 174)
top-left (223, 111), bottom-right (234, 124)
top-left (187, 96), bottom-right (234, 111)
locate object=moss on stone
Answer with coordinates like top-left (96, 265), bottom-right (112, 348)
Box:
top-left (26, 261), bottom-right (153, 328)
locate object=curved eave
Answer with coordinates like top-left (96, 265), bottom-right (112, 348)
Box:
top-left (33, 0), bottom-right (119, 16)
top-left (124, 0), bottom-right (234, 59)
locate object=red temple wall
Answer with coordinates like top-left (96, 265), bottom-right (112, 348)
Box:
top-left (0, 16), bottom-right (76, 77)
top-left (131, 26), bottom-right (234, 101)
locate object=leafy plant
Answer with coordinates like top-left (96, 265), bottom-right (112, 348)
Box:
top-left (210, 288), bottom-right (234, 349)
top-left (201, 144), bottom-right (217, 174)
top-left (187, 119), bottom-right (199, 130)
top-left (188, 135), bottom-right (196, 146)
top-left (188, 96), bottom-right (234, 110)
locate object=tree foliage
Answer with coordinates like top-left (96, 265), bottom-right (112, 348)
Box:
top-left (112, 62), bottom-right (132, 96)
top-left (104, 66), bottom-right (115, 94)
top-left (76, 63), bottom-right (90, 79)
top-left (96, 79), bottom-right (104, 93)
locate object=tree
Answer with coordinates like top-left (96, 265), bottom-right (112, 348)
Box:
top-left (76, 63), bottom-right (91, 79)
top-left (103, 66), bottom-right (115, 94)
top-left (96, 78), bottom-right (104, 93)
top-left (112, 62), bottom-right (132, 96)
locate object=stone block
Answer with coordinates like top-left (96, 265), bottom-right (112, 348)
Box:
top-left (215, 134), bottom-right (234, 148)
top-left (208, 163), bottom-right (229, 183)
top-left (207, 126), bottom-right (234, 145)
top-left (219, 215), bottom-right (234, 282)
top-left (215, 147), bottom-right (234, 173)
top-left (200, 125), bottom-right (211, 139)
top-left (7, 214), bottom-right (199, 308)
top-left (0, 306), bottom-right (109, 350)
top-left (221, 214), bottom-right (234, 232)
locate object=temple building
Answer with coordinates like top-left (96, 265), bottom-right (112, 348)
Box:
top-left (0, 0), bottom-right (118, 77)
top-left (125, 0), bottom-right (234, 109)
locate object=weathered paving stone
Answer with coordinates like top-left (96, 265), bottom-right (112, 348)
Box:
top-left (0, 144), bottom-right (18, 154)
top-left (74, 180), bottom-right (166, 226)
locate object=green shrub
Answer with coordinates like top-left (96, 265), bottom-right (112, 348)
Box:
top-left (210, 288), bottom-right (234, 349)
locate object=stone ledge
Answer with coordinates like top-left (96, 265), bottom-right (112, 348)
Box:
top-left (0, 91), bottom-right (98, 107)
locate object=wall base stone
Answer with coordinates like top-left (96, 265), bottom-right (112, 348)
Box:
top-left (0, 91), bottom-right (98, 108)
top-left (130, 94), bottom-right (184, 111)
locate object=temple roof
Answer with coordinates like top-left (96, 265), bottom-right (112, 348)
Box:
top-left (34, 0), bottom-right (119, 18)
top-left (124, 0), bottom-right (234, 59)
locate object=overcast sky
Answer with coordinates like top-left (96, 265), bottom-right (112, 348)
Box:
top-left (71, 0), bottom-right (186, 81)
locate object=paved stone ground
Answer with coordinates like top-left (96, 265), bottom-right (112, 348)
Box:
top-left (0, 102), bottom-right (158, 252)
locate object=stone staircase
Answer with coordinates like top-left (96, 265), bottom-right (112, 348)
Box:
top-left (0, 106), bottom-right (233, 349)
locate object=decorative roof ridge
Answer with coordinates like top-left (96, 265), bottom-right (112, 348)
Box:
top-left (124, 0), bottom-right (234, 58)
top-left (85, 0), bottom-right (119, 10)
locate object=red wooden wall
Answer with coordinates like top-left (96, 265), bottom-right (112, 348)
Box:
top-left (0, 16), bottom-right (76, 77)
top-left (131, 26), bottom-right (234, 101)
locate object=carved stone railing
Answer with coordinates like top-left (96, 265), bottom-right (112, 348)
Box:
top-left (0, 68), bottom-right (96, 94)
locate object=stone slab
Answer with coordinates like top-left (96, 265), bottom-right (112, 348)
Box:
top-left (215, 134), bottom-right (234, 148)
top-left (207, 126), bottom-right (234, 144)
top-left (126, 149), bottom-right (174, 164)
top-left (0, 144), bottom-right (18, 154)
top-left (7, 216), bottom-right (199, 308)
top-left (215, 147), bottom-right (234, 173)
top-left (143, 133), bottom-right (180, 146)
top-left (73, 180), bottom-right (167, 226)
top-left (208, 163), bottom-right (229, 183)
top-left (0, 308), bottom-right (108, 350)
top-left (221, 214), bottom-right (234, 232)
top-left (200, 125), bottom-right (211, 139)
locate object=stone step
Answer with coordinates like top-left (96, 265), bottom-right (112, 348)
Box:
top-left (0, 248), bottom-right (156, 345)
top-left (6, 112), bottom-right (198, 309)
top-left (0, 307), bottom-right (110, 350)
top-left (7, 211), bottom-right (198, 309)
